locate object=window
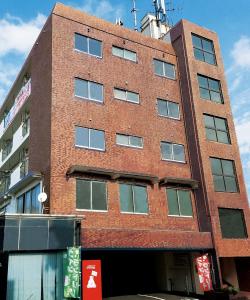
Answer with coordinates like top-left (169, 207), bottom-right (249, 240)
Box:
top-left (166, 189), bottom-right (193, 217)
top-left (76, 179), bottom-right (107, 211)
top-left (157, 99), bottom-right (180, 119)
top-left (210, 158), bottom-right (238, 192)
top-left (75, 126), bottom-right (105, 151)
top-left (114, 88), bottom-right (139, 104)
top-left (153, 59), bottom-right (176, 79)
top-left (16, 184), bottom-right (41, 214)
top-left (116, 134), bottom-right (143, 148)
top-left (112, 46), bottom-right (137, 62)
top-left (161, 142), bottom-right (185, 162)
top-left (2, 139), bottom-right (13, 161)
top-left (204, 114), bottom-right (230, 144)
top-left (219, 208), bottom-right (247, 239)
top-left (192, 34), bottom-right (216, 65)
top-left (198, 75), bottom-right (223, 103)
top-left (119, 184), bottom-right (148, 214)
top-left (75, 78), bottom-right (103, 103)
top-left (75, 33), bottom-right (102, 57)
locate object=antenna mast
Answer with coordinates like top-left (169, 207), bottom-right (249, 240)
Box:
top-left (131, 0), bottom-right (138, 31)
top-left (153, 0), bottom-right (175, 26)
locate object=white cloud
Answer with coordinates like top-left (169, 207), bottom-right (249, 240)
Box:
top-left (71, 0), bottom-right (124, 21)
top-left (231, 36), bottom-right (250, 70)
top-left (0, 13), bottom-right (46, 104)
top-left (235, 117), bottom-right (250, 155)
top-left (0, 13), bottom-right (46, 57)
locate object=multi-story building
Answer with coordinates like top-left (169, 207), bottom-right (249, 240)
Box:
top-left (0, 3), bottom-right (249, 299)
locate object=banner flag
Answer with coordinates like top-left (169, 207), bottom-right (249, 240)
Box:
top-left (64, 247), bottom-right (81, 298)
top-left (195, 254), bottom-right (213, 292)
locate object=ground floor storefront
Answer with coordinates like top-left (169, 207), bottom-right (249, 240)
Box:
top-left (1, 249), bottom-right (250, 299)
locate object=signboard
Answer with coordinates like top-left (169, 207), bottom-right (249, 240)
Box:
top-left (64, 247), bottom-right (81, 298)
top-left (4, 79), bottom-right (31, 129)
top-left (195, 254), bottom-right (213, 292)
top-left (82, 260), bottom-right (102, 300)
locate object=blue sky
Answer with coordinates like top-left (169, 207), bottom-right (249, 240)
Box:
top-left (0, 0), bottom-right (250, 199)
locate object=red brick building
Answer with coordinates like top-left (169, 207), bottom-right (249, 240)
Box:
top-left (0, 3), bottom-right (249, 299)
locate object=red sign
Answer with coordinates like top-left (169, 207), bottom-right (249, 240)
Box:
top-left (195, 254), bottom-right (213, 291)
top-left (82, 260), bottom-right (102, 300)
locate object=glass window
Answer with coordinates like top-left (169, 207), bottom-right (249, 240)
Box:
top-left (161, 142), bottom-right (185, 162)
top-left (157, 99), bottom-right (180, 119)
top-left (75, 126), bottom-right (105, 151)
top-left (112, 46), bottom-right (137, 62)
top-left (119, 184), bottom-right (148, 214)
top-left (75, 33), bottom-right (102, 57)
top-left (15, 184), bottom-right (41, 214)
top-left (192, 34), bottom-right (216, 65)
top-left (210, 158), bottom-right (238, 192)
top-left (153, 59), bottom-right (176, 79)
top-left (219, 208), bottom-right (247, 239)
top-left (116, 134), bottom-right (143, 148)
top-left (198, 75), bottom-right (223, 103)
top-left (76, 179), bottom-right (107, 211)
top-left (166, 189), bottom-right (193, 217)
top-left (204, 114), bottom-right (230, 144)
top-left (74, 78), bottom-right (103, 103)
top-left (114, 88), bottom-right (139, 104)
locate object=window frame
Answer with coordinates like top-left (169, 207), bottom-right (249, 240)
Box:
top-left (166, 188), bottom-right (193, 218)
top-left (76, 179), bottom-right (108, 212)
top-left (210, 157), bottom-right (239, 193)
top-left (218, 208), bottom-right (248, 239)
top-left (74, 78), bottom-right (104, 103)
top-left (74, 33), bottom-right (102, 58)
top-left (198, 74), bottom-right (224, 104)
top-left (153, 59), bottom-right (176, 80)
top-left (204, 114), bottom-right (230, 144)
top-left (157, 98), bottom-right (180, 120)
top-left (15, 183), bottom-right (42, 214)
top-left (161, 141), bottom-right (186, 163)
top-left (75, 126), bottom-right (105, 151)
top-left (112, 46), bottom-right (137, 62)
top-left (113, 88), bottom-right (140, 104)
top-left (116, 133), bottom-right (143, 149)
top-left (119, 183), bottom-right (149, 215)
top-left (192, 33), bottom-right (216, 65)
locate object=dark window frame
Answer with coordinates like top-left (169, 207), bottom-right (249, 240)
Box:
top-left (166, 188), bottom-right (193, 217)
top-left (219, 208), bottom-right (248, 239)
top-left (74, 33), bottom-right (102, 58)
top-left (204, 114), bottom-right (231, 144)
top-left (192, 33), bottom-right (216, 65)
top-left (16, 183), bottom-right (41, 214)
top-left (76, 178), bottom-right (108, 211)
top-left (210, 157), bottom-right (239, 193)
top-left (198, 74), bottom-right (224, 104)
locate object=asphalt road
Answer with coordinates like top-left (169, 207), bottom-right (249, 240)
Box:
top-left (104, 293), bottom-right (200, 300)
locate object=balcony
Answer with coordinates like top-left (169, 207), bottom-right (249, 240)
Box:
top-left (0, 79), bottom-right (31, 140)
top-left (9, 159), bottom-right (29, 189)
top-left (0, 120), bottom-right (30, 169)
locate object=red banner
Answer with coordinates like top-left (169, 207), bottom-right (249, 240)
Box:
top-left (195, 254), bottom-right (213, 291)
top-left (82, 260), bottom-right (102, 300)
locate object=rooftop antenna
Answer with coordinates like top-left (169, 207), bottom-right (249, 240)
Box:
top-left (153, 0), bottom-right (175, 27)
top-left (131, 0), bottom-right (138, 31)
